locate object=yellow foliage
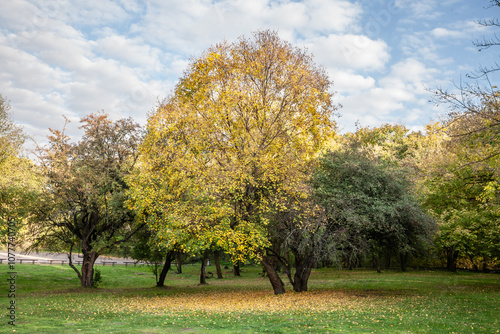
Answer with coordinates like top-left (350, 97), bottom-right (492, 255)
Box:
top-left (127, 30), bottom-right (338, 262)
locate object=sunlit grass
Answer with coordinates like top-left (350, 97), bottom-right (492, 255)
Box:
top-left (1, 263), bottom-right (499, 333)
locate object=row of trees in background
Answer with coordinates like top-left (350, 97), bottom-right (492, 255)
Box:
top-left (1, 29), bottom-right (499, 293)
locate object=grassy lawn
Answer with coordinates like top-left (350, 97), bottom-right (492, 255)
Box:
top-left (0, 262), bottom-right (499, 333)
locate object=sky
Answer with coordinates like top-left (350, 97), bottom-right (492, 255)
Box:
top-left (1, 0), bottom-right (500, 146)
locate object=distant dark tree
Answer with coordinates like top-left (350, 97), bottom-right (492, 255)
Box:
top-left (310, 150), bottom-right (436, 273)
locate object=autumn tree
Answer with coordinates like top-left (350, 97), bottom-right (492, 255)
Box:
top-left (30, 113), bottom-right (144, 287)
top-left (0, 95), bottom-right (41, 239)
top-left (130, 30), bottom-right (337, 294)
top-left (421, 99), bottom-right (500, 270)
top-left (426, 1), bottom-right (500, 270)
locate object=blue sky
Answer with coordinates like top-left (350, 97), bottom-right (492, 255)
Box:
top-left (1, 0), bottom-right (499, 145)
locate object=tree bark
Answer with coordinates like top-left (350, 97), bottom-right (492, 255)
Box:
top-left (176, 252), bottom-right (183, 274)
top-left (77, 251), bottom-right (99, 288)
top-left (233, 262), bottom-right (241, 276)
top-left (373, 254), bottom-right (381, 273)
top-left (200, 251), bottom-right (209, 285)
top-left (214, 250), bottom-right (223, 279)
top-left (446, 247), bottom-right (458, 272)
top-left (400, 253), bottom-right (407, 272)
top-left (293, 256), bottom-right (313, 292)
top-left (157, 251), bottom-right (176, 287)
top-left (261, 255), bottom-right (286, 295)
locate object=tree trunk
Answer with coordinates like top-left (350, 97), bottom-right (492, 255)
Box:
top-left (468, 254), bottom-right (479, 271)
top-left (293, 256), bottom-right (313, 292)
top-left (77, 251), bottom-right (99, 288)
top-left (233, 262), bottom-right (241, 276)
top-left (157, 251), bottom-right (176, 287)
top-left (400, 253), bottom-right (407, 272)
top-left (385, 253), bottom-right (392, 269)
top-left (273, 242), bottom-right (282, 273)
top-left (176, 252), bottom-right (183, 274)
top-left (446, 247), bottom-right (458, 272)
top-left (200, 251), bottom-right (209, 285)
top-left (373, 254), bottom-right (381, 273)
top-left (261, 255), bottom-right (286, 295)
top-left (482, 254), bottom-right (488, 272)
top-left (214, 250), bottom-right (223, 279)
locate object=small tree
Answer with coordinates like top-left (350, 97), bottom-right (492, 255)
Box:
top-left (31, 112), bottom-right (144, 287)
top-left (264, 193), bottom-right (335, 292)
top-left (130, 227), bottom-right (180, 287)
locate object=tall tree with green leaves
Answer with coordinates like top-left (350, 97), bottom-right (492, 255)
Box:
top-left (428, 0), bottom-right (500, 270)
top-left (30, 113), bottom-right (144, 287)
top-left (422, 96), bottom-right (500, 270)
top-left (310, 149), bottom-right (436, 272)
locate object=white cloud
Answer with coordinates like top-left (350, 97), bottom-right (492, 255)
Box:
top-left (59, 0), bottom-right (137, 27)
top-left (395, 0), bottom-right (441, 20)
top-left (331, 71), bottom-right (376, 93)
top-left (0, 0), bottom-right (476, 146)
top-left (431, 27), bottom-right (465, 39)
top-left (135, 0), bottom-right (362, 54)
top-left (307, 34), bottom-right (390, 72)
top-left (94, 33), bottom-right (164, 71)
top-left (0, 5), bottom-right (164, 143)
top-left (337, 58), bottom-right (441, 131)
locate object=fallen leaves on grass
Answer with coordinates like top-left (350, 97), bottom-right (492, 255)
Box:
top-left (46, 289), bottom-right (403, 318)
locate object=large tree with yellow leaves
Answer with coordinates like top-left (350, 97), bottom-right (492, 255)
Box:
top-left (129, 30), bottom-right (337, 294)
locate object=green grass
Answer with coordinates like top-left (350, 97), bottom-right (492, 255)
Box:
top-left (0, 263), bottom-right (499, 333)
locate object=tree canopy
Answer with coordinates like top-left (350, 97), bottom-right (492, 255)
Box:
top-left (128, 30), bottom-right (338, 294)
top-left (30, 112), bottom-right (144, 287)
top-left (310, 148), bottom-right (436, 272)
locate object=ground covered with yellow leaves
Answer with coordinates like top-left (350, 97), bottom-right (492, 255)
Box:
top-left (2, 263), bottom-right (499, 333)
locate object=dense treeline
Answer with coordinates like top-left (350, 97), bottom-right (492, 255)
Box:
top-left (1, 30), bottom-right (499, 293)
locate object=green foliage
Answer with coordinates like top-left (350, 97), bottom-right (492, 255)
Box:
top-left (344, 123), bottom-right (414, 163)
top-left (422, 88), bottom-right (500, 269)
top-left (310, 149), bottom-right (436, 266)
top-left (30, 112), bottom-right (144, 286)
